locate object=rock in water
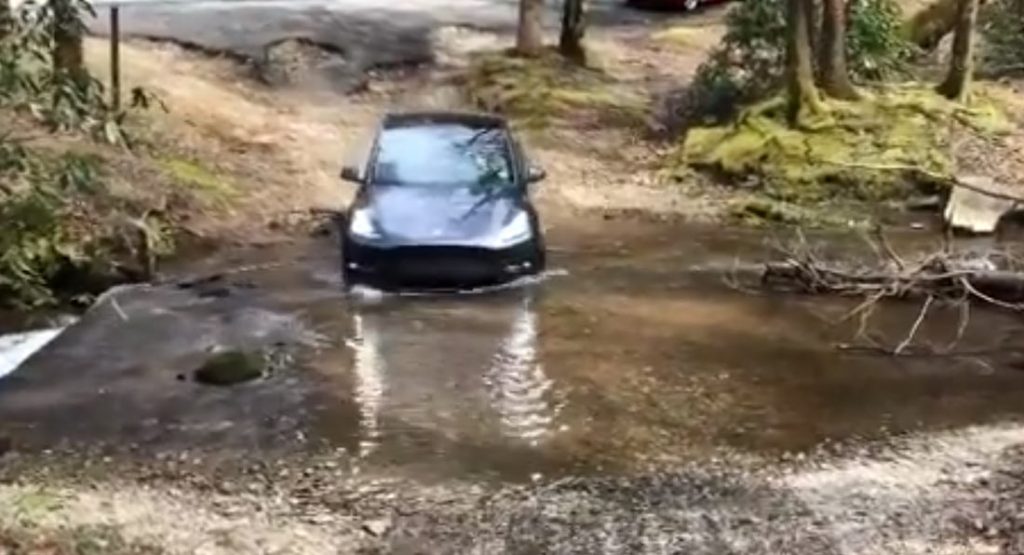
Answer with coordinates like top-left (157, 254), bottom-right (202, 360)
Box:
top-left (194, 351), bottom-right (266, 386)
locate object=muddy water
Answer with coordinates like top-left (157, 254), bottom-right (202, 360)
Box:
top-left (3, 219), bottom-right (1024, 482)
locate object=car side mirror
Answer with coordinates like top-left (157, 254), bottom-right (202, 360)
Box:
top-left (341, 165), bottom-right (363, 184)
top-left (527, 166), bottom-right (546, 184)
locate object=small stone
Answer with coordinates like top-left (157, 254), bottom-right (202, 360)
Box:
top-left (309, 513), bottom-right (334, 525)
top-left (196, 286), bottom-right (232, 299)
top-left (194, 351), bottom-right (266, 386)
top-left (362, 517), bottom-right (392, 537)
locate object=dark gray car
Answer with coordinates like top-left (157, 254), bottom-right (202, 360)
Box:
top-left (340, 112), bottom-right (547, 290)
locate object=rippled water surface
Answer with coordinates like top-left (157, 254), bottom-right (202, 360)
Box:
top-left (4, 219), bottom-right (1024, 481)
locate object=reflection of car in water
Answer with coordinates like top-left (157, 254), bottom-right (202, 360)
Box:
top-left (340, 112), bottom-right (547, 290)
top-left (345, 292), bottom-right (560, 460)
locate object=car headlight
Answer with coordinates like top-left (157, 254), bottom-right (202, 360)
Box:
top-left (349, 209), bottom-right (381, 240)
top-left (491, 211), bottom-right (533, 248)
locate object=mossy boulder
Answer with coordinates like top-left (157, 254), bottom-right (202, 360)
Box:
top-left (463, 49), bottom-right (647, 129)
top-left (193, 350), bottom-right (266, 386)
top-left (675, 84), bottom-right (1011, 208)
top-left (651, 26), bottom-right (713, 49)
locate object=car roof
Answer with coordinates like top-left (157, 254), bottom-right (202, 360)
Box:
top-left (381, 111), bottom-right (509, 131)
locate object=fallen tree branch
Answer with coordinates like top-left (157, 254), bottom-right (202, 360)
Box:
top-left (756, 231), bottom-right (1024, 356)
top-left (896, 295), bottom-right (934, 355)
top-left (946, 178), bottom-right (1024, 205)
top-left (820, 159), bottom-right (1024, 205)
top-left (835, 343), bottom-right (1024, 358)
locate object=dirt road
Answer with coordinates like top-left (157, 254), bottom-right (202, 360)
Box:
top-left (84, 0), bottom-right (675, 91)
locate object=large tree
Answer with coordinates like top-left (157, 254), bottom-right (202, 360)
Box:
top-left (0, 0), bottom-right (11, 40)
top-left (786, 0), bottom-right (828, 124)
top-left (817, 0), bottom-right (859, 99)
top-left (517, 0), bottom-right (545, 56)
top-left (559, 0), bottom-right (586, 64)
top-left (936, 0), bottom-right (979, 101)
top-left (51, 0), bottom-right (87, 82)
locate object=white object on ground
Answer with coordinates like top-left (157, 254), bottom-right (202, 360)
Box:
top-left (0, 328), bottom-right (65, 380)
top-left (943, 176), bottom-right (1019, 234)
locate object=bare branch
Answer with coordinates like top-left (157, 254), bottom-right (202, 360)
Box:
top-left (942, 297), bottom-right (972, 353)
top-left (895, 296), bottom-right (935, 355)
top-left (874, 226), bottom-right (906, 271)
top-left (961, 277), bottom-right (1024, 311)
top-left (755, 228), bottom-right (1024, 357)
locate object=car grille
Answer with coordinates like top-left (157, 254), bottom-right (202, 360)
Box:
top-left (384, 247), bottom-right (505, 288)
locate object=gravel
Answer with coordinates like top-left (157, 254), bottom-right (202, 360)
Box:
top-left (6, 424), bottom-right (1024, 553)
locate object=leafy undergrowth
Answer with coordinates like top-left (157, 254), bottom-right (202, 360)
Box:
top-left (671, 83), bottom-right (1013, 226)
top-left (463, 49), bottom-right (647, 130)
top-left (0, 112), bottom-right (243, 309)
top-left (0, 4), bottom-right (255, 309)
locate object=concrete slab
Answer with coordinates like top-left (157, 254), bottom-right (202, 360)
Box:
top-left (943, 176), bottom-right (1019, 234)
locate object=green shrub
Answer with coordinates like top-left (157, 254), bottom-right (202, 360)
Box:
top-left (981, 0), bottom-right (1024, 74)
top-left (684, 0), bottom-right (913, 125)
top-left (0, 0), bottom-right (167, 307)
top-left (0, 146), bottom-right (103, 307)
top-left (847, 0), bottom-right (916, 81)
top-left (0, 0), bottom-right (160, 145)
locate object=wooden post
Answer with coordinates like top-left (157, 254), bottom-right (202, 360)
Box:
top-left (110, 5), bottom-right (120, 111)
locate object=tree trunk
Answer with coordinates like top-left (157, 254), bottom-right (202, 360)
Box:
top-left (787, 0), bottom-right (828, 125)
top-left (517, 0), bottom-right (545, 57)
top-left (936, 0), bottom-right (978, 102)
top-left (51, 0), bottom-right (87, 82)
top-left (0, 0), bottom-right (12, 41)
top-left (806, 0), bottom-right (819, 61)
top-left (559, 0), bottom-right (586, 65)
top-left (817, 0), bottom-right (859, 99)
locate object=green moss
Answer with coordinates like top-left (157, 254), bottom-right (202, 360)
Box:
top-left (6, 489), bottom-right (63, 520)
top-left (729, 198), bottom-right (804, 226)
top-left (727, 197), bottom-right (870, 228)
top-left (0, 524), bottom-right (163, 555)
top-left (464, 49), bottom-right (647, 129)
top-left (158, 158), bottom-right (237, 206)
top-left (193, 350), bottom-right (265, 386)
top-left (651, 26), bottom-right (704, 48)
top-left (678, 84), bottom-right (1011, 212)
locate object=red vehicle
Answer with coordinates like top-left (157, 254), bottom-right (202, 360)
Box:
top-left (627, 0), bottom-right (703, 11)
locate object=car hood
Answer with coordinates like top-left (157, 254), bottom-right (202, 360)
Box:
top-left (362, 185), bottom-right (522, 246)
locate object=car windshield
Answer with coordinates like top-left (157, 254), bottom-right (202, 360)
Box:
top-left (371, 123), bottom-right (514, 190)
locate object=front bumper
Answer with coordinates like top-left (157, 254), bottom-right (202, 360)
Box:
top-left (342, 238), bottom-right (544, 290)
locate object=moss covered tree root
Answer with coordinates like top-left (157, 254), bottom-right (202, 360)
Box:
top-left (677, 84), bottom-right (1011, 225)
